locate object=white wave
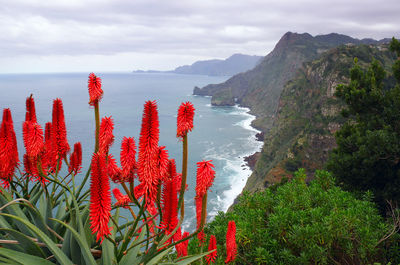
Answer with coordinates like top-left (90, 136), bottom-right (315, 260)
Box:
top-left (208, 104), bottom-right (263, 213)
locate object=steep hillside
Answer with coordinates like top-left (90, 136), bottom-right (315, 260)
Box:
top-left (244, 44), bottom-right (397, 192)
top-left (194, 32), bottom-right (391, 132)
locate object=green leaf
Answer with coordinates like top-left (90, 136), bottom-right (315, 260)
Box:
top-left (145, 246), bottom-right (173, 265)
top-left (0, 248), bottom-right (54, 265)
top-left (1, 213), bottom-right (74, 265)
top-left (101, 208), bottom-right (119, 265)
top-left (173, 250), bottom-right (215, 265)
top-left (119, 226), bottom-right (147, 265)
top-left (0, 228), bottom-right (46, 258)
top-left (52, 218), bottom-right (97, 265)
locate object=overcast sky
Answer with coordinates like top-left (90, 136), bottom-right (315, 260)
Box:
top-left (1, 0), bottom-right (399, 73)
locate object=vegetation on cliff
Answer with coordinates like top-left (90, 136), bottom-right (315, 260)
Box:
top-left (201, 169), bottom-right (399, 264)
top-left (327, 38), bottom-right (400, 210)
top-left (244, 43), bottom-right (396, 192)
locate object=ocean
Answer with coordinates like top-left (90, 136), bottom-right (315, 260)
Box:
top-left (0, 72), bottom-right (263, 231)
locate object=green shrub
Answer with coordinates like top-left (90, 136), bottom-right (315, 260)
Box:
top-left (205, 169), bottom-right (396, 264)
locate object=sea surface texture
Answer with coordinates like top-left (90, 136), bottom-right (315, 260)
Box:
top-left (0, 72), bottom-right (263, 231)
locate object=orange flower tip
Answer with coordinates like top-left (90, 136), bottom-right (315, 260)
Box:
top-left (177, 101), bottom-right (195, 138)
top-left (88, 73), bottom-right (103, 106)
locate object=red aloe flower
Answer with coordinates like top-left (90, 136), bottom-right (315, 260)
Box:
top-left (168, 159), bottom-right (177, 178)
top-left (138, 100), bottom-right (160, 208)
top-left (69, 142), bottom-right (82, 175)
top-left (112, 188), bottom-right (131, 208)
top-left (206, 235), bottom-right (217, 264)
top-left (23, 121), bottom-right (44, 158)
top-left (0, 109), bottom-right (19, 187)
top-left (180, 231), bottom-right (189, 257)
top-left (90, 152), bottom-right (111, 243)
top-left (43, 122), bottom-right (57, 172)
top-left (88, 73), bottom-right (103, 106)
top-left (225, 221), bottom-right (237, 263)
top-left (195, 160), bottom-right (216, 198)
top-left (25, 95), bottom-right (37, 123)
top-left (156, 146), bottom-right (169, 182)
top-left (174, 228), bottom-right (189, 257)
top-left (99, 116), bottom-right (114, 154)
top-left (195, 195), bottom-right (206, 245)
top-left (52, 98), bottom-right (70, 159)
top-left (177, 102), bottom-right (195, 138)
top-left (161, 175), bottom-right (178, 231)
top-left (120, 137), bottom-right (136, 181)
top-left (107, 154), bottom-right (122, 183)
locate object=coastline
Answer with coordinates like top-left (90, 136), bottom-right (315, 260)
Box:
top-left (219, 104), bottom-right (264, 213)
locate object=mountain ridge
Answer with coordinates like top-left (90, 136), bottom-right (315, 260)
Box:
top-left (133, 53), bottom-right (262, 76)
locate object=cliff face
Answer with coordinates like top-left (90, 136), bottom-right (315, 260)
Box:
top-left (244, 44), bottom-right (396, 192)
top-left (193, 32), bottom-right (391, 132)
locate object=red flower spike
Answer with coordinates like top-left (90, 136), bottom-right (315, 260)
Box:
top-left (69, 142), bottom-right (82, 175)
top-left (168, 159), bottom-right (177, 178)
top-left (156, 146), bottom-right (169, 182)
top-left (195, 160), bottom-right (216, 198)
top-left (173, 227), bottom-right (182, 251)
top-left (51, 99), bottom-right (70, 159)
top-left (161, 176), bottom-right (178, 232)
top-left (225, 221), bottom-right (237, 263)
top-left (195, 195), bottom-right (206, 245)
top-left (177, 102), bottom-right (195, 138)
top-left (88, 73), bottom-right (103, 106)
top-left (23, 122), bottom-right (44, 158)
top-left (112, 188), bottom-right (131, 208)
top-left (25, 95), bottom-right (37, 123)
top-left (206, 235), bottom-right (217, 264)
top-left (99, 116), bottom-right (114, 154)
top-left (0, 109), bottom-right (19, 187)
top-left (107, 154), bottom-right (122, 183)
top-left (120, 137), bottom-right (136, 182)
top-left (43, 122), bottom-right (57, 172)
top-left (138, 100), bottom-right (160, 209)
top-left (89, 152), bottom-right (111, 243)
top-left (181, 231), bottom-right (190, 257)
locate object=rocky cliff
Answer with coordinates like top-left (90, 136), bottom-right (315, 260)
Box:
top-left (244, 43), bottom-right (396, 192)
top-left (194, 32), bottom-right (391, 132)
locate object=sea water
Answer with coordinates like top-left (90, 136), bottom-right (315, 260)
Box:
top-left (0, 72), bottom-right (263, 231)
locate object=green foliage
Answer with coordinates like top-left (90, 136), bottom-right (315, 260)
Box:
top-left (327, 38), bottom-right (400, 210)
top-left (205, 169), bottom-right (393, 264)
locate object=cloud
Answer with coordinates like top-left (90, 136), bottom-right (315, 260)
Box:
top-left (0, 0), bottom-right (399, 72)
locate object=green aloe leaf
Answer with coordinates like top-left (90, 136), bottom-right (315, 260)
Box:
top-left (119, 226), bottom-right (147, 265)
top-left (0, 228), bottom-right (46, 258)
top-left (145, 246), bottom-right (174, 265)
top-left (52, 218), bottom-right (97, 265)
top-left (0, 213), bottom-right (74, 265)
top-left (0, 247), bottom-right (54, 265)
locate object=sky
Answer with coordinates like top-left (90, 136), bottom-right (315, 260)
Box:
top-left (1, 0), bottom-right (399, 73)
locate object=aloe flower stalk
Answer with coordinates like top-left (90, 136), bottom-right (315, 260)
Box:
top-left (177, 102), bottom-right (195, 219)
